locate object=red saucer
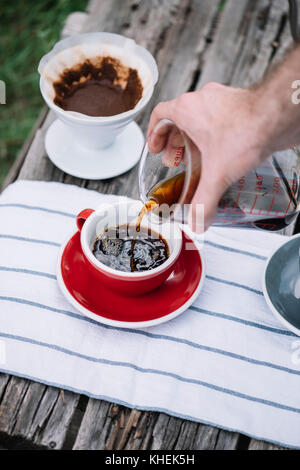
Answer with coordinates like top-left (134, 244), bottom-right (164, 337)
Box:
top-left (57, 230), bottom-right (205, 328)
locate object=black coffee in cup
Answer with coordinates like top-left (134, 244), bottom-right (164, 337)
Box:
top-left (92, 224), bottom-right (169, 272)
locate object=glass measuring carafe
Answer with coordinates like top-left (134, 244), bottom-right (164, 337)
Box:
top-left (138, 119), bottom-right (300, 231)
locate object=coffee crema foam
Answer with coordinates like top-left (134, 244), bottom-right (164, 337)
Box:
top-left (53, 56), bottom-right (143, 117)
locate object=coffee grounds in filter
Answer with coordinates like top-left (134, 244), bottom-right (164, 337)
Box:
top-left (53, 56), bottom-right (143, 117)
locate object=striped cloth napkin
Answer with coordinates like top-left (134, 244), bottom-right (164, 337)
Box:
top-left (0, 180), bottom-right (299, 449)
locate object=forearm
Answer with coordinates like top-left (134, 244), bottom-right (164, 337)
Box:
top-left (253, 44), bottom-right (300, 155)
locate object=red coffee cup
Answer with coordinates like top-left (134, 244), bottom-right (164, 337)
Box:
top-left (76, 201), bottom-right (182, 296)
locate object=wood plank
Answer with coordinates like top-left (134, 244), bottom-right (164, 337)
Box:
top-left (198, 0), bottom-right (292, 90)
top-left (198, 0), bottom-right (251, 87)
top-left (1, 0), bottom-right (294, 451)
top-left (151, 414), bottom-right (183, 450)
top-left (231, 0), bottom-right (291, 87)
top-left (214, 429), bottom-right (240, 450)
top-left (0, 373), bottom-right (9, 398)
top-left (61, 11), bottom-right (89, 39)
top-left (125, 411), bottom-right (157, 450)
top-left (1, 107), bottom-right (48, 191)
top-left (81, 0), bottom-right (136, 35)
top-left (173, 421), bottom-right (198, 450)
top-left (248, 439), bottom-right (287, 450)
top-left (28, 388), bottom-right (80, 449)
top-left (0, 378), bottom-right (80, 449)
top-left (0, 377), bottom-right (31, 435)
top-left (192, 423), bottom-right (219, 450)
top-left (73, 399), bottom-right (114, 450)
top-left (17, 113), bottom-right (57, 182)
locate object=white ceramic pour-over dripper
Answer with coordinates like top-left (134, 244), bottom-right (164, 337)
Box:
top-left (39, 33), bottom-right (158, 180)
top-left (39, 32), bottom-right (158, 150)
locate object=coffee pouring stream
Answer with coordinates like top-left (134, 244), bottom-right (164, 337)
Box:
top-left (138, 119), bottom-right (300, 231)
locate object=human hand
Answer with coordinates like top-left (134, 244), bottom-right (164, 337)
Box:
top-left (147, 83), bottom-right (275, 232)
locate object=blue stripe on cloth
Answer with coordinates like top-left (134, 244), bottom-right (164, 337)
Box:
top-left (0, 266), bottom-right (56, 279)
top-left (0, 296), bottom-right (298, 376)
top-left (1, 330), bottom-right (300, 414)
top-left (0, 204), bottom-right (267, 261)
top-left (0, 203), bottom-right (75, 218)
top-left (108, 327), bottom-right (300, 376)
top-left (206, 275), bottom-right (264, 296)
top-left (0, 294), bottom-right (294, 340)
top-left (0, 296), bottom-right (78, 317)
top-left (0, 264), bottom-right (291, 338)
top-left (0, 234), bottom-right (60, 247)
top-left (190, 306), bottom-right (295, 337)
top-left (204, 240), bottom-right (267, 260)
top-left (0, 366), bottom-right (296, 449)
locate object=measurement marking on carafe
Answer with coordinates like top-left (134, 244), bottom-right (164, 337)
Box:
top-left (233, 193), bottom-right (241, 209)
top-left (266, 196), bottom-right (275, 216)
top-left (284, 199), bottom-right (292, 216)
top-left (250, 195), bottom-right (258, 214)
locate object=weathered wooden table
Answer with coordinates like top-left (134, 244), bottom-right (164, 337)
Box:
top-left (0, 0), bottom-right (295, 450)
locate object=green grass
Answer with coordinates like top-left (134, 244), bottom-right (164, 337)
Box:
top-left (218, 0), bottom-right (227, 12)
top-left (0, 0), bottom-right (87, 187)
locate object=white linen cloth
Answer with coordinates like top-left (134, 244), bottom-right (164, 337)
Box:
top-left (0, 180), bottom-right (299, 448)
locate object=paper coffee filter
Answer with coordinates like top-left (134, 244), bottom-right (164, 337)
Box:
top-left (38, 32), bottom-right (158, 119)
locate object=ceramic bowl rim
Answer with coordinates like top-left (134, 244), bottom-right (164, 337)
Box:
top-left (262, 232), bottom-right (300, 336)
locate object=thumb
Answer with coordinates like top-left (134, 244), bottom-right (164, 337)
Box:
top-left (188, 169), bottom-right (228, 233)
